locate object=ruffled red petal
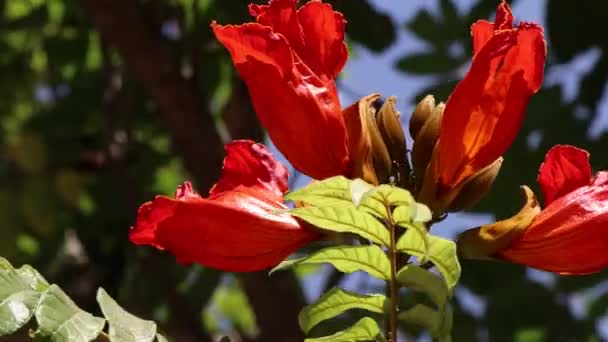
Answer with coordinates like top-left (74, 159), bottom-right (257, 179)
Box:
top-left (212, 21), bottom-right (349, 179)
top-left (499, 178), bottom-right (608, 274)
top-left (438, 21), bottom-right (545, 190)
top-left (537, 145), bottom-right (591, 205)
top-left (130, 140), bottom-right (319, 271)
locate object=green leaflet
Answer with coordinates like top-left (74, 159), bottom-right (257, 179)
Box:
top-left (285, 176), bottom-right (353, 207)
top-left (399, 304), bottom-right (453, 341)
top-left (15, 264), bottom-right (50, 292)
top-left (304, 317), bottom-right (382, 342)
top-left (299, 287), bottom-right (387, 334)
top-left (156, 333), bottom-right (169, 342)
top-left (97, 288), bottom-right (157, 342)
top-left (396, 230), bottom-right (461, 290)
top-left (271, 245), bottom-right (391, 281)
top-left (357, 184), bottom-right (415, 219)
top-left (34, 284), bottom-right (106, 342)
top-left (392, 202), bottom-right (432, 224)
top-left (0, 259), bottom-right (40, 335)
top-left (290, 206), bottom-right (390, 246)
top-left (396, 265), bottom-right (448, 308)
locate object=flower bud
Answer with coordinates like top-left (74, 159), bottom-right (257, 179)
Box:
top-left (411, 101), bottom-right (444, 182)
top-left (457, 186), bottom-right (540, 260)
top-left (446, 157), bottom-right (503, 212)
top-left (343, 94), bottom-right (392, 184)
top-left (409, 94), bottom-right (436, 140)
top-left (364, 97), bottom-right (393, 184)
top-left (376, 96), bottom-right (411, 186)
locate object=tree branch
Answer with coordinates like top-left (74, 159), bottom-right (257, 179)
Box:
top-left (79, 1), bottom-right (305, 340)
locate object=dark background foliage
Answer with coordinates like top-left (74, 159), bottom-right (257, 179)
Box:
top-left (0, 0), bottom-right (606, 341)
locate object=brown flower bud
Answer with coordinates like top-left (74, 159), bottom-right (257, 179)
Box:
top-left (446, 157), bottom-right (503, 212)
top-left (343, 94), bottom-right (392, 184)
top-left (411, 101), bottom-right (444, 182)
top-left (364, 97), bottom-right (393, 184)
top-left (376, 96), bottom-right (411, 186)
top-left (409, 94), bottom-right (436, 140)
top-left (457, 185), bottom-right (540, 260)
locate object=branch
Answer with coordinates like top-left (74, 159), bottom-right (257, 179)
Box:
top-left (79, 1), bottom-right (305, 340)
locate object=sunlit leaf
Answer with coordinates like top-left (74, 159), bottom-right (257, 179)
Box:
top-left (286, 176), bottom-right (351, 205)
top-left (299, 287), bottom-right (387, 334)
top-left (397, 265), bottom-right (448, 308)
top-left (350, 179), bottom-right (374, 207)
top-left (393, 203), bottom-right (432, 224)
top-left (156, 333), bottom-right (168, 342)
top-left (34, 284), bottom-right (105, 341)
top-left (304, 317), bottom-right (382, 342)
top-left (290, 206), bottom-right (390, 246)
top-left (97, 288), bottom-right (157, 342)
top-left (0, 258), bottom-right (40, 335)
top-left (272, 246), bottom-right (391, 281)
top-left (357, 184), bottom-right (415, 219)
top-left (397, 230), bottom-right (460, 289)
top-left (15, 264), bottom-right (49, 292)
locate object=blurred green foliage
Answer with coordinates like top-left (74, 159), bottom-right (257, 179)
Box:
top-left (0, 0), bottom-right (607, 341)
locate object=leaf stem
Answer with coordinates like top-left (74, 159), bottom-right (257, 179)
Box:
top-left (385, 202), bottom-right (400, 342)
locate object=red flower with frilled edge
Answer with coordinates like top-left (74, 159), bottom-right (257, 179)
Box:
top-left (212, 0), bottom-right (350, 180)
top-left (497, 145), bottom-right (608, 274)
top-left (129, 140), bottom-right (319, 272)
top-left (436, 0), bottom-right (546, 192)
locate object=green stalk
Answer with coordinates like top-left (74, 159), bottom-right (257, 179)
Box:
top-left (385, 203), bottom-right (399, 342)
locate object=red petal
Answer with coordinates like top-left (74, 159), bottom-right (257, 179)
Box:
top-left (297, 1), bottom-right (348, 79)
top-left (499, 180), bottom-right (608, 274)
top-left (130, 143), bottom-right (319, 271)
top-left (471, 20), bottom-right (494, 55)
top-left (537, 145), bottom-right (591, 206)
top-left (210, 140), bottom-right (288, 198)
top-left (495, 1), bottom-right (514, 30)
top-left (212, 22), bottom-right (349, 179)
top-left (249, 0), bottom-right (307, 57)
top-left (438, 24), bottom-right (545, 190)
top-left (471, 1), bottom-right (513, 55)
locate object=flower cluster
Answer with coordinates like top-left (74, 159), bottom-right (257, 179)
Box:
top-left (129, 0), bottom-right (608, 275)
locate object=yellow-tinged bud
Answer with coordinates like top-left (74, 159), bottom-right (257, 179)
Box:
top-left (446, 157), bottom-right (503, 212)
top-left (409, 94), bottom-right (436, 140)
top-left (457, 186), bottom-right (540, 260)
top-left (411, 101), bottom-right (444, 182)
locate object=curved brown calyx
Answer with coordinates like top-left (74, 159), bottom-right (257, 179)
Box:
top-left (456, 185), bottom-right (540, 260)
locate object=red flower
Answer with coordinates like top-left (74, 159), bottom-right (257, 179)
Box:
top-left (129, 140), bottom-right (319, 272)
top-left (499, 145), bottom-right (608, 274)
top-left (436, 0), bottom-right (546, 191)
top-left (212, 0), bottom-right (350, 180)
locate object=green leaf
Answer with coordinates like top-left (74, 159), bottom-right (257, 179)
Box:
top-left (286, 176), bottom-right (352, 207)
top-left (290, 206), bottom-right (390, 246)
top-left (0, 259), bottom-right (40, 335)
top-left (396, 231), bottom-right (460, 290)
top-left (16, 264), bottom-right (49, 292)
top-left (393, 203), bottom-right (432, 224)
top-left (97, 288), bottom-right (157, 342)
top-left (399, 304), bottom-right (452, 340)
top-left (396, 265), bottom-right (448, 308)
top-left (34, 284), bottom-right (105, 341)
top-left (156, 333), bottom-right (168, 342)
top-left (357, 185), bottom-right (415, 219)
top-left (304, 317), bottom-right (381, 342)
top-left (299, 287), bottom-right (387, 334)
top-left (350, 179), bottom-right (374, 207)
top-left (272, 246), bottom-right (391, 281)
